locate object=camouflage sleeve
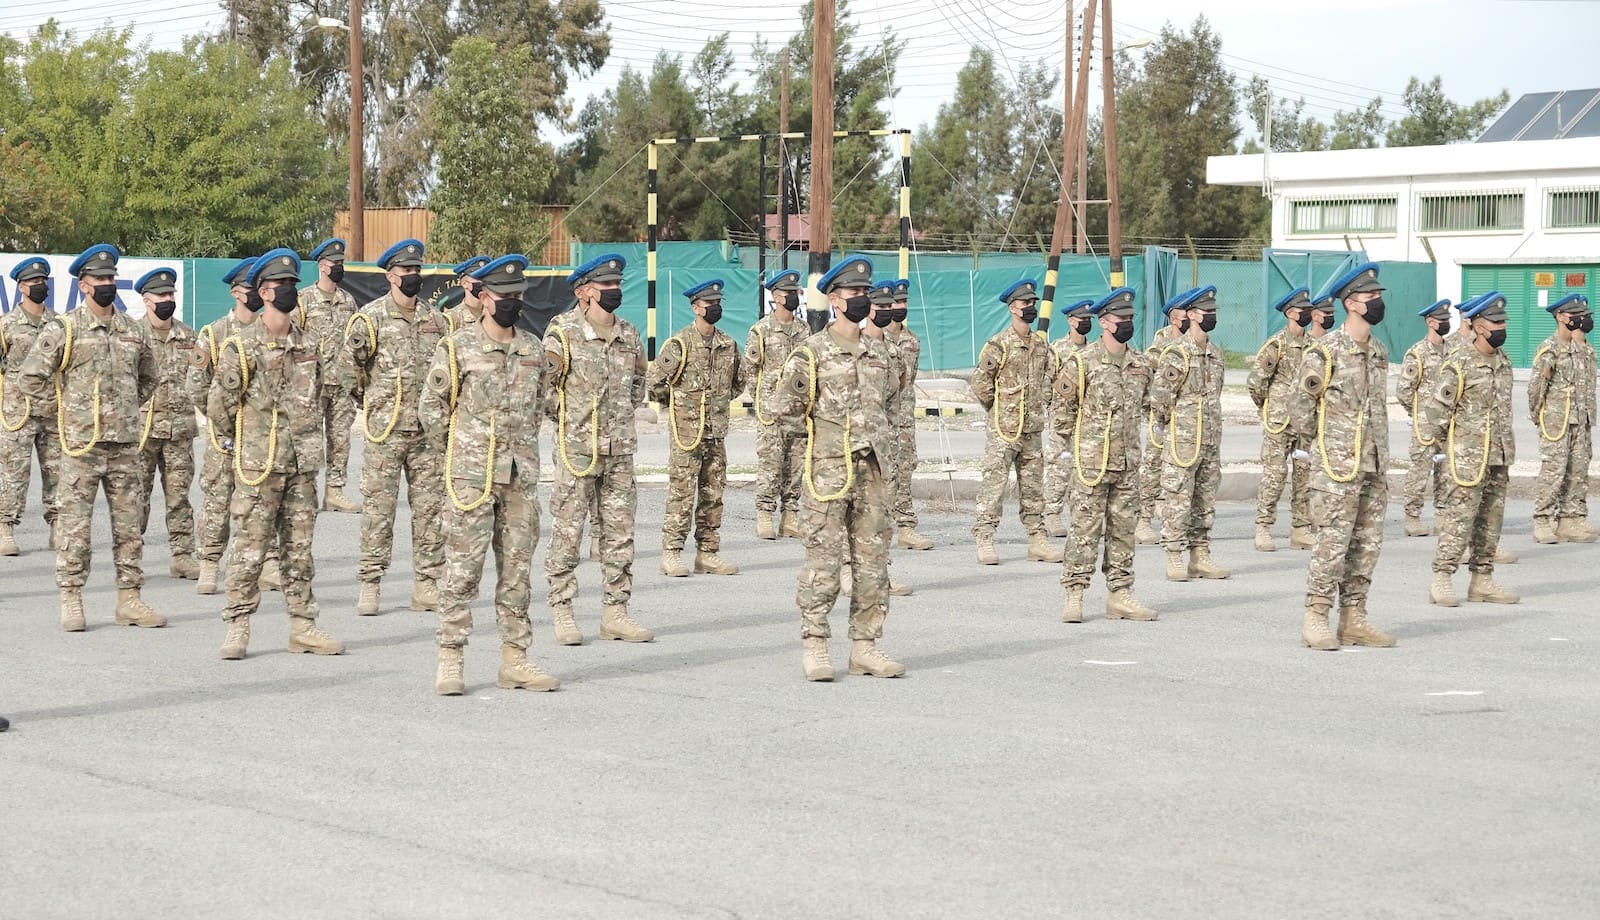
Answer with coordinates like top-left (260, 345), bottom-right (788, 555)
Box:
top-left (541, 327), bottom-right (567, 422)
top-left (1527, 344), bottom-right (1555, 419)
top-left (631, 347), bottom-right (648, 409)
top-left (206, 338), bottom-right (245, 434)
top-left (728, 340), bottom-right (746, 397)
top-left (769, 346), bottom-right (811, 427)
top-left (1395, 348), bottom-right (1422, 413)
top-left (646, 336), bottom-right (680, 405)
top-left (903, 335), bottom-right (921, 390)
top-left (135, 332), bottom-right (160, 408)
top-left (418, 339), bottom-right (452, 444)
top-left (740, 326), bottom-right (762, 397)
top-left (970, 340), bottom-right (999, 410)
top-left (341, 311), bottom-right (375, 398)
top-left (1289, 344), bottom-right (1326, 441)
top-left (1421, 360), bottom-right (1462, 441)
top-left (1147, 346), bottom-right (1185, 421)
top-left (1052, 352), bottom-right (1083, 442)
top-left (13, 322), bottom-right (65, 401)
top-left (1245, 337), bottom-right (1278, 408)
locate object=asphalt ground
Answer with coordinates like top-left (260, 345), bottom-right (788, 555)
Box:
top-left (2, 420), bottom-right (1597, 919)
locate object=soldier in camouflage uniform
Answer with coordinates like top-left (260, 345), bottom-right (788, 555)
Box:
top-left (1422, 292), bottom-right (1519, 607)
top-left (343, 239), bottom-right (448, 616)
top-left (1396, 299), bottom-right (1453, 538)
top-left (420, 254), bottom-right (559, 695)
top-left (1054, 288), bottom-right (1159, 624)
top-left (1529, 293), bottom-right (1597, 545)
top-left (745, 270), bottom-right (809, 540)
top-left (543, 253), bottom-right (653, 645)
top-left (1043, 298), bottom-right (1095, 539)
top-left (649, 279), bottom-right (744, 577)
top-left (1149, 286), bottom-right (1230, 582)
top-left (298, 238), bottom-right (362, 513)
top-left (208, 249), bottom-right (344, 659)
top-left (1136, 302), bottom-right (1184, 544)
top-left (439, 255), bottom-right (491, 333)
top-left (1247, 288), bottom-right (1316, 553)
top-left (132, 268), bottom-right (199, 580)
top-left (1290, 263), bottom-right (1395, 650)
top-left (16, 245), bottom-right (166, 631)
top-left (970, 279), bottom-right (1063, 566)
top-left (770, 255), bottom-right (905, 681)
top-left (0, 257), bottom-right (62, 557)
top-left (886, 278), bottom-right (933, 550)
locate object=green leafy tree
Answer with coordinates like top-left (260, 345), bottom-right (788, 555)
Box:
top-left (912, 48), bottom-right (1014, 245)
top-left (1386, 76), bottom-right (1509, 147)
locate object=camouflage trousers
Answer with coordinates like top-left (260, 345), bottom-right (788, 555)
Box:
top-left (223, 469), bottom-right (320, 621)
top-left (1433, 465), bottom-right (1508, 575)
top-left (1256, 425), bottom-right (1311, 528)
top-left (973, 429), bottom-right (1045, 537)
top-left (1534, 424), bottom-right (1591, 521)
top-left (753, 420), bottom-right (802, 514)
top-left (322, 391), bottom-right (357, 489)
top-left (890, 422), bottom-right (919, 529)
top-left (663, 437), bottom-right (727, 551)
top-left (0, 413), bottom-right (60, 528)
top-left (1043, 421), bottom-right (1071, 520)
top-left (359, 428), bottom-right (445, 583)
top-left (1061, 465), bottom-right (1138, 592)
top-left (1159, 443), bottom-right (1221, 551)
top-left (437, 466), bottom-right (540, 650)
top-left (1305, 470), bottom-right (1386, 609)
top-left (547, 452), bottom-right (636, 608)
top-left (138, 436), bottom-right (196, 558)
top-left (797, 453), bottom-right (889, 641)
top-left (55, 442), bottom-right (146, 589)
top-left (1402, 429), bottom-right (1445, 519)
top-left (1138, 417), bottom-right (1163, 520)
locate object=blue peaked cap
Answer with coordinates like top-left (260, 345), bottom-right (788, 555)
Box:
top-left (1417, 299), bottom-right (1452, 318)
top-left (222, 258), bottom-right (258, 287)
top-left (568, 253), bottom-right (626, 287)
top-left (763, 269), bottom-right (801, 291)
top-left (1274, 287), bottom-right (1311, 313)
top-left (1547, 293), bottom-right (1590, 313)
top-left (8, 257), bottom-right (49, 283)
top-left (454, 256), bottom-right (492, 277)
top-left (68, 243), bottom-right (120, 277)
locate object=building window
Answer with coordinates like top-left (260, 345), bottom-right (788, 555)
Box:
top-left (1417, 192), bottom-right (1524, 233)
top-left (1548, 189), bottom-right (1600, 229)
top-left (1289, 197), bottom-right (1398, 235)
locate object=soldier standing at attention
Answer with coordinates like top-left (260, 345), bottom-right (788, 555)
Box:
top-left (0, 257), bottom-right (62, 557)
top-left (17, 244), bottom-right (164, 631)
top-left (297, 238), bottom-right (362, 514)
top-left (543, 254), bottom-right (653, 645)
top-left (886, 278), bottom-right (933, 551)
top-left (440, 256), bottom-right (491, 333)
top-left (1054, 288), bottom-right (1158, 624)
top-left (420, 254), bottom-right (558, 695)
top-left (1291, 263), bottom-right (1395, 650)
top-left (1149, 286), bottom-right (1230, 583)
top-left (1423, 292), bottom-right (1519, 607)
top-left (344, 239), bottom-right (448, 616)
top-left (770, 255), bottom-right (904, 681)
top-left (1529, 293), bottom-right (1596, 544)
top-left (1135, 299), bottom-right (1184, 544)
top-left (649, 279), bottom-right (744, 578)
top-left (1247, 288), bottom-right (1316, 553)
top-left (1043, 298), bottom-right (1095, 539)
top-left (1396, 299), bottom-right (1453, 538)
top-left (745, 270), bottom-right (808, 540)
top-left (970, 279), bottom-right (1062, 567)
top-left (209, 249), bottom-right (344, 659)
top-left (132, 268), bottom-right (199, 580)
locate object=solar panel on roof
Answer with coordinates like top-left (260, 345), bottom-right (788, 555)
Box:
top-left (1569, 102), bottom-right (1600, 141)
top-left (1477, 88), bottom-right (1600, 142)
top-left (1478, 92), bottom-right (1557, 143)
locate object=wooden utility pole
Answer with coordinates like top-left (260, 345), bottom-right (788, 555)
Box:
top-left (808, 0), bottom-right (835, 314)
top-left (1101, 0), bottom-right (1124, 286)
top-left (348, 0), bottom-right (366, 261)
top-left (1063, 2), bottom-right (1077, 254)
top-left (779, 49), bottom-right (791, 269)
top-left (1037, 0), bottom-right (1097, 333)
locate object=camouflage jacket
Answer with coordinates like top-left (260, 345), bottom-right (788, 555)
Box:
top-left (742, 313), bottom-right (809, 427)
top-left (342, 295), bottom-right (450, 433)
top-left (189, 311), bottom-right (255, 413)
top-left (1144, 324), bottom-right (1178, 416)
top-left (1529, 334), bottom-right (1596, 432)
top-left (16, 308), bottom-right (158, 446)
top-left (1149, 335), bottom-right (1225, 451)
top-left (770, 326), bottom-right (900, 461)
top-left (441, 297), bottom-right (484, 335)
top-left (1292, 331), bottom-right (1390, 476)
top-left (0, 304), bottom-right (61, 421)
top-left (1397, 338), bottom-right (1450, 428)
top-left (886, 325), bottom-right (921, 425)
top-left (139, 317), bottom-right (200, 442)
top-left (419, 320), bottom-right (546, 486)
top-left (296, 283), bottom-right (358, 354)
top-left (543, 311), bottom-right (647, 459)
top-left (206, 322), bottom-right (325, 475)
top-left (1246, 326), bottom-right (1311, 432)
top-left (647, 323), bottom-right (744, 442)
top-left (971, 326), bottom-right (1054, 438)
top-left (1422, 342), bottom-right (1514, 471)
top-left (1052, 339), bottom-right (1151, 474)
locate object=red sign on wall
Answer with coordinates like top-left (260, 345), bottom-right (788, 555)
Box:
top-left (1566, 273), bottom-right (1588, 288)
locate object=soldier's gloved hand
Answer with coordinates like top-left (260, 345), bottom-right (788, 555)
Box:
top-left (1290, 449), bottom-right (1310, 461)
top-left (1057, 450), bottom-right (1071, 461)
top-left (1152, 424), bottom-right (1165, 439)
top-left (1432, 453), bottom-right (1446, 464)
top-left (221, 438), bottom-right (235, 453)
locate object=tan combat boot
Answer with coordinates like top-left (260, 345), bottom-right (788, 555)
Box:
top-left (848, 639), bottom-right (906, 678)
top-left (1493, 546), bottom-right (1518, 564)
top-left (1254, 523), bottom-right (1276, 552)
top-left (659, 549), bottom-right (690, 577)
top-left (1302, 603), bottom-right (1339, 651)
top-left (323, 488), bottom-right (361, 513)
top-left (1404, 515), bottom-right (1430, 538)
top-left (435, 647), bottom-right (465, 695)
top-left (411, 578), bottom-right (440, 611)
top-left (1467, 573), bottom-right (1519, 604)
top-left (1061, 587), bottom-right (1085, 623)
top-left (1188, 545), bottom-right (1231, 580)
top-left (694, 551), bottom-right (739, 575)
top-left (289, 617), bottom-right (344, 654)
top-left (356, 581), bottom-right (381, 616)
top-left (1135, 518), bottom-right (1160, 545)
top-left (1027, 532), bottom-right (1064, 563)
top-left (756, 509), bottom-right (778, 540)
top-left (197, 560), bottom-right (220, 595)
top-left (1533, 517), bottom-right (1559, 544)
top-left (1428, 571), bottom-right (1459, 607)
top-left (1044, 514), bottom-right (1068, 538)
top-left (1557, 518), bottom-right (1598, 544)
top-left (898, 526), bottom-right (934, 551)
top-left (1165, 550), bottom-right (1189, 582)
top-left (169, 553), bottom-right (199, 580)
top-left (600, 605), bottom-right (653, 642)
top-left (1290, 525), bottom-right (1315, 550)
top-left (802, 637), bottom-right (834, 682)
top-left (260, 556), bottom-right (283, 592)
top-left (0, 523), bottom-right (18, 556)
top-left (975, 531), bottom-right (999, 566)
top-left (1574, 518), bottom-right (1600, 542)
top-left (115, 588), bottom-right (168, 628)
top-left (1337, 604), bottom-right (1395, 647)
top-left (551, 604), bottom-right (583, 646)
top-left (219, 616), bottom-right (251, 659)
top-left (60, 587), bottom-right (86, 632)
top-left (889, 575), bottom-right (913, 597)
top-left (1106, 588), bottom-right (1158, 621)
top-left (779, 510), bottom-right (801, 538)
top-left (498, 645), bottom-right (559, 691)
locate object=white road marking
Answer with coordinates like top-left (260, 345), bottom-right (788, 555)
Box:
top-left (1425, 690), bottom-right (1484, 697)
top-left (1083, 660), bottom-right (1138, 666)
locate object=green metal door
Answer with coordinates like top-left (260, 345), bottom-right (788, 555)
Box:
top-left (1461, 263), bottom-right (1600, 367)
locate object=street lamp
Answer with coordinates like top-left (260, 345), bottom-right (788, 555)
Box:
top-left (311, 12), bottom-right (363, 262)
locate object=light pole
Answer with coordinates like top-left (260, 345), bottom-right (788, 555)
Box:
top-left (312, 13), bottom-right (363, 262)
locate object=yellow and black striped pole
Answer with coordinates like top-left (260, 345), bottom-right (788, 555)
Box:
top-left (898, 130), bottom-right (911, 280)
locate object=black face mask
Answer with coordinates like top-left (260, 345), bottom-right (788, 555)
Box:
top-left (90, 283), bottom-right (117, 308)
top-left (270, 285), bottom-right (297, 313)
top-left (890, 306), bottom-right (908, 323)
top-left (1429, 319), bottom-right (1450, 336)
top-left (327, 264), bottom-right (345, 284)
top-left (701, 304), bottom-right (723, 325)
top-left (1019, 305), bottom-right (1039, 325)
top-left (1315, 312), bottom-right (1334, 330)
top-left (24, 281), bottom-right (48, 304)
top-left (1071, 317), bottom-right (1092, 336)
top-left (1580, 316), bottom-right (1595, 335)
top-left (1109, 321), bottom-right (1134, 344)
top-left (466, 281), bottom-right (484, 299)
top-left (1178, 317), bottom-right (1191, 334)
top-left (842, 295), bottom-right (871, 323)
top-left (1360, 296), bottom-right (1386, 326)
top-left (1196, 313), bottom-right (1217, 333)
top-left (870, 309), bottom-right (892, 328)
top-left (491, 296), bottom-right (522, 329)
top-left (597, 288), bottom-right (624, 312)
top-left (397, 274), bottom-right (423, 298)
top-left (1483, 327), bottom-right (1507, 350)
top-left (1291, 310), bottom-right (1312, 328)
top-left (245, 290), bottom-right (264, 312)
top-left (152, 299), bottom-right (177, 321)
top-left (777, 292), bottom-right (800, 312)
